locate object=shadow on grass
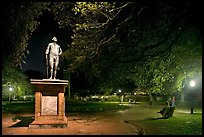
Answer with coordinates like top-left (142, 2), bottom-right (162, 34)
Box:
top-left (9, 116), bottom-right (35, 127)
top-left (145, 117), bottom-right (170, 120)
top-left (151, 117), bottom-right (169, 120)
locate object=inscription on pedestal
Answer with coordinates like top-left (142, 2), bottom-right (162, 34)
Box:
top-left (41, 96), bottom-right (58, 115)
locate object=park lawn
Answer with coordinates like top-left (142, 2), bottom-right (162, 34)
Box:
top-left (66, 101), bottom-right (131, 113)
top-left (140, 113), bottom-right (202, 135)
top-left (2, 101), bottom-right (202, 135)
top-left (128, 104), bottom-right (202, 135)
top-left (2, 100), bottom-right (130, 113)
top-left (2, 101), bottom-right (35, 113)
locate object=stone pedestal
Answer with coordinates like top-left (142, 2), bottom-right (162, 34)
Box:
top-left (29, 79), bottom-right (68, 128)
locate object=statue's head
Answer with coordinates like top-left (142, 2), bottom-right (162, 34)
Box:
top-left (52, 37), bottom-right (57, 42)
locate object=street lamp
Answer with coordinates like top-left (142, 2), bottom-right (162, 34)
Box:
top-left (9, 86), bottom-right (13, 104)
top-left (189, 80), bottom-right (196, 114)
top-left (190, 80), bottom-right (195, 87)
top-left (9, 87), bottom-right (13, 91)
top-left (118, 89), bottom-right (122, 104)
top-left (118, 89), bottom-right (124, 104)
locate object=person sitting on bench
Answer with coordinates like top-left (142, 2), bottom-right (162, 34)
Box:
top-left (157, 101), bottom-right (170, 116)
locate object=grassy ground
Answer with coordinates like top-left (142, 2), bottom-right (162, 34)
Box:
top-left (2, 100), bottom-right (130, 113)
top-left (66, 101), bottom-right (130, 113)
top-left (125, 102), bottom-right (202, 135)
top-left (2, 101), bottom-right (35, 113)
top-left (141, 113), bottom-right (202, 135)
top-left (2, 100), bottom-right (202, 135)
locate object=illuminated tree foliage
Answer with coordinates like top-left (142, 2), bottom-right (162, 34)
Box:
top-left (2, 2), bottom-right (49, 97)
top-left (2, 1), bottom-right (202, 96)
top-left (2, 61), bottom-right (34, 99)
top-left (58, 1), bottom-right (201, 95)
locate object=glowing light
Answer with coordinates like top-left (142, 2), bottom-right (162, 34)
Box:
top-left (190, 80), bottom-right (195, 87)
top-left (119, 89), bottom-right (121, 92)
top-left (9, 87), bottom-right (13, 91)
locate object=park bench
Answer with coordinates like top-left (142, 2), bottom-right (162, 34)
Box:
top-left (160, 106), bottom-right (176, 118)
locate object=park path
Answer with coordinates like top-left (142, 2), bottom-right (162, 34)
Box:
top-left (2, 103), bottom-right (162, 135)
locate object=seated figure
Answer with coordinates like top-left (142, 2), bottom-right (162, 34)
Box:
top-left (157, 101), bottom-right (175, 118)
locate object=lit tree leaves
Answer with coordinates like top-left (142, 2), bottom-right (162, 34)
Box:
top-left (2, 2), bottom-right (49, 67)
top-left (2, 1), bottom-right (201, 96)
top-left (2, 62), bottom-right (34, 99)
top-left (2, 2), bottom-right (48, 97)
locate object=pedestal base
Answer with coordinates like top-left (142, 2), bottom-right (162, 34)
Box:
top-left (29, 79), bottom-right (69, 129)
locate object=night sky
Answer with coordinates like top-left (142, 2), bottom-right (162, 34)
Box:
top-left (21, 12), bottom-right (61, 75)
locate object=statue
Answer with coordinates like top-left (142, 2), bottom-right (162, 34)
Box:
top-left (45, 37), bottom-right (62, 79)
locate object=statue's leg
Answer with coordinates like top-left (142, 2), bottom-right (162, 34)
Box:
top-left (49, 62), bottom-right (52, 79)
top-left (54, 69), bottom-right (57, 79)
top-left (54, 57), bottom-right (59, 79)
top-left (49, 57), bottom-right (54, 79)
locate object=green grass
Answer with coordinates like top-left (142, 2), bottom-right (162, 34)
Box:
top-left (2, 101), bottom-right (35, 113)
top-left (125, 103), bottom-right (202, 135)
top-left (136, 113), bottom-right (202, 135)
top-left (2, 100), bottom-right (130, 113)
top-left (66, 101), bottom-right (130, 113)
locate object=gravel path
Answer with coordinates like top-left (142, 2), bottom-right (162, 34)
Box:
top-left (2, 104), bottom-right (147, 135)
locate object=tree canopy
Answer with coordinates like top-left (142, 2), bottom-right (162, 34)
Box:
top-left (2, 1), bottom-right (202, 97)
top-left (59, 1), bottom-right (202, 95)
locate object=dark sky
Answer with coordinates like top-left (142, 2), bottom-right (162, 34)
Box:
top-left (21, 12), bottom-right (60, 75)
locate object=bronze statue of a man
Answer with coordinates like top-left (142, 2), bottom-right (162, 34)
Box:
top-left (45, 37), bottom-right (62, 79)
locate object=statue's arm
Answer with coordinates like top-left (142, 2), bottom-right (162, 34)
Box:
top-left (45, 44), bottom-right (51, 55)
top-left (59, 46), bottom-right (62, 55)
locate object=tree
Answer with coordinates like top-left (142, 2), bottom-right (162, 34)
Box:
top-left (57, 1), bottom-right (202, 96)
top-left (2, 1), bottom-right (202, 97)
top-left (2, 2), bottom-right (49, 68)
top-left (2, 2), bottom-right (48, 100)
top-left (2, 62), bottom-right (35, 101)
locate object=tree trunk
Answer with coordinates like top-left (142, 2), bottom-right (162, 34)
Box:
top-left (9, 95), bottom-right (12, 104)
top-left (149, 92), bottom-right (153, 105)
